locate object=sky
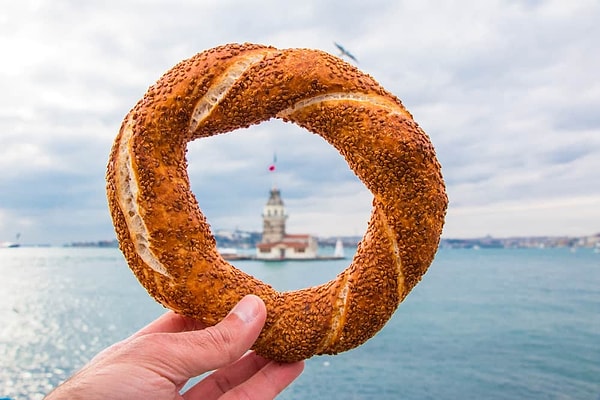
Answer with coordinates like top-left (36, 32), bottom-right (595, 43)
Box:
top-left (1, 0), bottom-right (599, 245)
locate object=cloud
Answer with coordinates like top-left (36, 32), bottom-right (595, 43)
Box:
top-left (1, 0), bottom-right (599, 245)
top-left (185, 120), bottom-right (371, 236)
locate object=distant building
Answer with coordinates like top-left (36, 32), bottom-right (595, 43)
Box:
top-left (255, 187), bottom-right (318, 260)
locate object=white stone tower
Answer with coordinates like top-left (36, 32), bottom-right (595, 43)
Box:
top-left (261, 187), bottom-right (287, 243)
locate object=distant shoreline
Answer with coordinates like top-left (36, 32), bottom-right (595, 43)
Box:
top-left (50, 231), bottom-right (600, 250)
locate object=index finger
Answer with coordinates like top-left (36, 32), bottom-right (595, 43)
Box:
top-left (133, 310), bottom-right (209, 338)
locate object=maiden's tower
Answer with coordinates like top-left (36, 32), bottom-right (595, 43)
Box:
top-left (255, 186), bottom-right (319, 260)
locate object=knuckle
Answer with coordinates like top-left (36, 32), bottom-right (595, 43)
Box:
top-left (201, 325), bottom-right (239, 361)
top-left (127, 333), bottom-right (169, 358)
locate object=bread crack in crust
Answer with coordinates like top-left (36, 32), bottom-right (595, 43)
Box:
top-left (106, 43), bottom-right (448, 362)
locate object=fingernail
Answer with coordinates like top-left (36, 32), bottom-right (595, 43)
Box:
top-left (231, 295), bottom-right (260, 324)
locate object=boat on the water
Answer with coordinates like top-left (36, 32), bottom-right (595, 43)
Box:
top-left (333, 238), bottom-right (345, 259)
top-left (1, 233), bottom-right (21, 248)
top-left (218, 247), bottom-right (254, 261)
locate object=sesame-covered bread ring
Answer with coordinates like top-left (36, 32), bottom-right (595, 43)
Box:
top-left (106, 43), bottom-right (448, 362)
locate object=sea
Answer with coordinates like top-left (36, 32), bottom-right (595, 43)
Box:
top-left (1, 246), bottom-right (599, 400)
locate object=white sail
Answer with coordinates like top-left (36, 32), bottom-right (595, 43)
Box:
top-left (334, 238), bottom-right (344, 258)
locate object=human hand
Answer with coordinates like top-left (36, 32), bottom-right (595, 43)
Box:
top-left (45, 295), bottom-right (304, 400)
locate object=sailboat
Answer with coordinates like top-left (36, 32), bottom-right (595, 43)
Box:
top-left (1, 233), bottom-right (21, 248)
top-left (333, 238), bottom-right (345, 259)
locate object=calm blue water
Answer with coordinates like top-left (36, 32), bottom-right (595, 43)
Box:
top-left (1, 247), bottom-right (599, 399)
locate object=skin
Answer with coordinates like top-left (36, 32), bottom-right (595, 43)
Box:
top-left (45, 295), bottom-right (304, 400)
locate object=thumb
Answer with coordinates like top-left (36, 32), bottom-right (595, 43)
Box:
top-left (150, 295), bottom-right (268, 380)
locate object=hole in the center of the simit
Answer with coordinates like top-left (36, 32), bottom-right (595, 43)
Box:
top-left (185, 118), bottom-right (372, 292)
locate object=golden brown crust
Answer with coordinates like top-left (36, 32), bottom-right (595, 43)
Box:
top-left (106, 43), bottom-right (448, 362)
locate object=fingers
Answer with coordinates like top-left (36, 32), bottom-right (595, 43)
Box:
top-left (84, 311), bottom-right (207, 370)
top-left (226, 361), bottom-right (304, 400)
top-left (220, 358), bottom-right (304, 400)
top-left (132, 310), bottom-right (208, 338)
top-left (183, 352), bottom-right (305, 400)
top-left (182, 351), bottom-right (270, 399)
top-left (130, 295), bottom-right (267, 380)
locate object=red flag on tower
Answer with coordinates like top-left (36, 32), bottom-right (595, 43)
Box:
top-left (268, 153), bottom-right (277, 171)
